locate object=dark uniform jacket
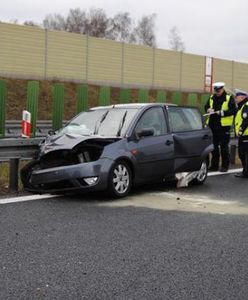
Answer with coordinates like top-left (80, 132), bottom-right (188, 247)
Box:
top-left (237, 97), bottom-right (248, 141)
top-left (205, 91), bottom-right (236, 133)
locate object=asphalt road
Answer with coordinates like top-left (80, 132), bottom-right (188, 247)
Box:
top-left (1, 173), bottom-right (248, 300)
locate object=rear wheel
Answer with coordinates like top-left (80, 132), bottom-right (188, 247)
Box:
top-left (192, 161), bottom-right (208, 185)
top-left (108, 161), bottom-right (132, 198)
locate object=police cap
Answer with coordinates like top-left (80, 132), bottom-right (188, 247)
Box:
top-left (213, 82), bottom-right (225, 91)
top-left (234, 88), bottom-right (248, 97)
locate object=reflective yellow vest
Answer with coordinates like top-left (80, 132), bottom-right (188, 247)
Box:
top-left (206, 94), bottom-right (234, 126)
top-left (235, 102), bottom-right (248, 136)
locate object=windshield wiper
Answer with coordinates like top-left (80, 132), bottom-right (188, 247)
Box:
top-left (94, 110), bottom-right (109, 134)
top-left (116, 110), bottom-right (127, 137)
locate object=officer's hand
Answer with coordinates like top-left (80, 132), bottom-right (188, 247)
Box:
top-left (207, 108), bottom-right (214, 113)
top-left (238, 130), bottom-right (243, 137)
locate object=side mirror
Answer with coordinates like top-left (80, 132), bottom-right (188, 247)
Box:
top-left (136, 128), bottom-right (154, 138)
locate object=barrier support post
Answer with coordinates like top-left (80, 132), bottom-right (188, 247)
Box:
top-left (0, 80), bottom-right (7, 138)
top-left (9, 158), bottom-right (19, 192)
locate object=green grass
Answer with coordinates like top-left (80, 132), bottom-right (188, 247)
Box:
top-left (0, 161), bottom-right (29, 194)
top-left (0, 162), bottom-right (8, 185)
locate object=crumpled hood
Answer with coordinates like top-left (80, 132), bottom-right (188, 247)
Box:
top-left (39, 132), bottom-right (121, 156)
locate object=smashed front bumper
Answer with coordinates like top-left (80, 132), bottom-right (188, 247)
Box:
top-left (22, 158), bottom-right (113, 194)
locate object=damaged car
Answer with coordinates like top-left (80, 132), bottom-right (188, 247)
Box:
top-left (21, 103), bottom-right (213, 198)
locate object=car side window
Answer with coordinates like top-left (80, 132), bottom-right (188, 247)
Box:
top-left (135, 107), bottom-right (168, 136)
top-left (168, 107), bottom-right (203, 132)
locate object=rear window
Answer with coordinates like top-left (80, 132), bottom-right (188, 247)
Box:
top-left (168, 107), bottom-right (203, 132)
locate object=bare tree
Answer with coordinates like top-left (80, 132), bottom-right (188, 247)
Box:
top-left (106, 12), bottom-right (132, 42)
top-left (131, 14), bottom-right (156, 47)
top-left (85, 8), bottom-right (109, 38)
top-left (23, 21), bottom-right (39, 27)
top-left (66, 8), bottom-right (88, 34)
top-left (43, 14), bottom-right (67, 31)
top-left (168, 26), bottom-right (185, 51)
top-left (34, 8), bottom-right (157, 47)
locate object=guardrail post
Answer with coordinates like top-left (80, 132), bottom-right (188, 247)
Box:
top-left (9, 158), bottom-right (19, 192)
top-left (120, 88), bottom-right (130, 103)
top-left (52, 83), bottom-right (64, 131)
top-left (76, 84), bottom-right (88, 113)
top-left (138, 89), bottom-right (149, 103)
top-left (200, 94), bottom-right (210, 114)
top-left (172, 91), bottom-right (182, 105)
top-left (187, 93), bottom-right (198, 107)
top-left (27, 81), bottom-right (39, 137)
top-left (99, 86), bottom-right (110, 106)
top-left (156, 90), bottom-right (166, 102)
top-left (0, 80), bottom-right (7, 138)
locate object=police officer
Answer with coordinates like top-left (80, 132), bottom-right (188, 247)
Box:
top-left (234, 89), bottom-right (248, 178)
top-left (205, 82), bottom-right (236, 172)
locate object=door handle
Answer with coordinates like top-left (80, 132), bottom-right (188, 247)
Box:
top-left (202, 134), bottom-right (209, 140)
top-left (165, 140), bottom-right (173, 146)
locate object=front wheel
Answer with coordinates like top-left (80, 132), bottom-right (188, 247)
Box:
top-left (107, 161), bottom-right (132, 198)
top-left (20, 160), bottom-right (40, 190)
top-left (192, 161), bottom-right (208, 185)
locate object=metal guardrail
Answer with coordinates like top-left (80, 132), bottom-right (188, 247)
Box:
top-left (1, 120), bottom-right (67, 193)
top-left (0, 137), bottom-right (44, 192)
top-left (5, 120), bottom-right (67, 138)
top-left (0, 137), bottom-right (43, 160)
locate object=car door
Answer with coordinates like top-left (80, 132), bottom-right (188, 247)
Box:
top-left (128, 106), bottom-right (174, 180)
top-left (167, 106), bottom-right (212, 172)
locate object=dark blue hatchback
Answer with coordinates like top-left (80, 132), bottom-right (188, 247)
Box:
top-left (21, 103), bottom-right (213, 198)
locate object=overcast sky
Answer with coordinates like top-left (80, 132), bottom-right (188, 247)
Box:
top-left (1, 0), bottom-right (248, 63)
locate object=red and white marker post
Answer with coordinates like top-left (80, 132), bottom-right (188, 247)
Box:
top-left (21, 110), bottom-right (31, 138)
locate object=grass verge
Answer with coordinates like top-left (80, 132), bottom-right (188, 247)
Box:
top-left (0, 161), bottom-right (29, 195)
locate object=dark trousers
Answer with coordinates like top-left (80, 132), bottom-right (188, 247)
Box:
top-left (210, 131), bottom-right (230, 169)
top-left (238, 139), bottom-right (248, 175)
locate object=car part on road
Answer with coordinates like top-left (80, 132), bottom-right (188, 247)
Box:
top-left (192, 161), bottom-right (208, 185)
top-left (175, 161), bottom-right (208, 187)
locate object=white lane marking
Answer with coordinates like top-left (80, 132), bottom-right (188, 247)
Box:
top-left (0, 168), bottom-right (243, 205)
top-left (208, 168), bottom-right (242, 176)
top-left (0, 194), bottom-right (60, 204)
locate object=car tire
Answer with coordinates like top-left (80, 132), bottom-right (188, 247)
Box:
top-left (192, 160), bottom-right (208, 185)
top-left (107, 160), bottom-right (132, 198)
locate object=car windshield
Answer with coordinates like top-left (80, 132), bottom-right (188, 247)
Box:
top-left (60, 108), bottom-right (139, 136)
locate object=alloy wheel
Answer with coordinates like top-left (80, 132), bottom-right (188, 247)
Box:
top-left (112, 163), bottom-right (130, 194)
